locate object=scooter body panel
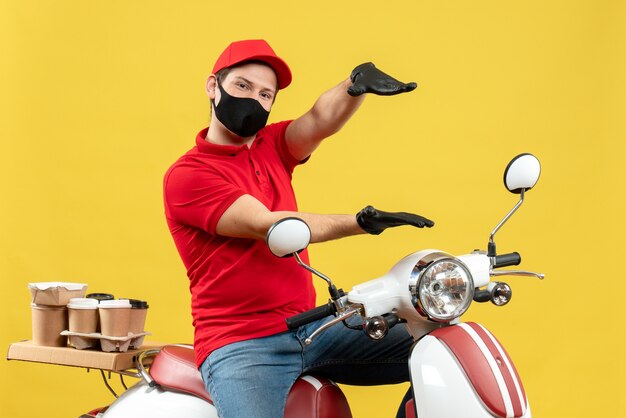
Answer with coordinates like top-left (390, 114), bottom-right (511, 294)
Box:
top-left (409, 324), bottom-right (531, 418)
top-left (101, 381), bottom-right (217, 418)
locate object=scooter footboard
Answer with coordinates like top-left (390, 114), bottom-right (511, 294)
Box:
top-left (409, 322), bottom-right (530, 418)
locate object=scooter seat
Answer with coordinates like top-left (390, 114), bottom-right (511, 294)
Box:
top-left (149, 345), bottom-right (352, 418)
top-left (149, 345), bottom-right (212, 403)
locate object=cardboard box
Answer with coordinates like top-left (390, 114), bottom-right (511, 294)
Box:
top-left (29, 282), bottom-right (87, 306)
top-left (6, 340), bottom-right (164, 371)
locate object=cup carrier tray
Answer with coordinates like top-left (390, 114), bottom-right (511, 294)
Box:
top-left (60, 330), bottom-right (152, 352)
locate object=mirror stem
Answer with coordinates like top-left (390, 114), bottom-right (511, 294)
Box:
top-left (294, 252), bottom-right (335, 288)
top-left (293, 252), bottom-right (342, 300)
top-left (488, 188), bottom-right (525, 257)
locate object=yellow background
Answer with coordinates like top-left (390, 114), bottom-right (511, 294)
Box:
top-left (1, 1), bottom-right (624, 417)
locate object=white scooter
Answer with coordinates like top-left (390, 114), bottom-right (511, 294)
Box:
top-left (84, 153), bottom-right (542, 418)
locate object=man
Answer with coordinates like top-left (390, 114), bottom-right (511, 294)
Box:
top-left (164, 39), bottom-right (433, 418)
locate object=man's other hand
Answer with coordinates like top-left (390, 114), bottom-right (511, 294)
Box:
top-left (356, 205), bottom-right (434, 235)
top-left (347, 62), bottom-right (417, 97)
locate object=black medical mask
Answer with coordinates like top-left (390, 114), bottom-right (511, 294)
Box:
top-left (211, 82), bottom-right (270, 138)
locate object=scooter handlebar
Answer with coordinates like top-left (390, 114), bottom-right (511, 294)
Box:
top-left (494, 252), bottom-right (521, 268)
top-left (286, 302), bottom-right (337, 330)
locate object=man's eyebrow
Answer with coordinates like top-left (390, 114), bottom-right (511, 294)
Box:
top-left (232, 76), bottom-right (276, 94)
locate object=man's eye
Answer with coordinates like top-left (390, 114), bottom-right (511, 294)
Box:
top-left (260, 92), bottom-right (273, 100)
top-left (237, 83), bottom-right (248, 89)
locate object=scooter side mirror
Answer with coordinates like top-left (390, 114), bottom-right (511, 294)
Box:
top-left (489, 153), bottom-right (542, 257)
top-left (503, 153), bottom-right (541, 194)
top-left (266, 217), bottom-right (311, 258)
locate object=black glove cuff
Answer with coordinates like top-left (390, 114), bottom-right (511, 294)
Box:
top-left (350, 62), bottom-right (375, 83)
top-left (356, 205), bottom-right (383, 235)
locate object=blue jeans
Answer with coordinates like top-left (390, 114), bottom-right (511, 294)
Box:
top-left (200, 316), bottom-right (414, 418)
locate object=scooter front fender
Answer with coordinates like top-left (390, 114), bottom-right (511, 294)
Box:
top-left (102, 380), bottom-right (217, 418)
top-left (409, 322), bottom-right (530, 418)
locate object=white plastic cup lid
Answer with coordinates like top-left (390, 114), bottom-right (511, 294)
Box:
top-left (67, 298), bottom-right (99, 309)
top-left (98, 300), bottom-right (132, 309)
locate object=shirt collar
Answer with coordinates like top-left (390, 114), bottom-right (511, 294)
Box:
top-left (196, 128), bottom-right (262, 157)
top-left (195, 127), bottom-right (253, 156)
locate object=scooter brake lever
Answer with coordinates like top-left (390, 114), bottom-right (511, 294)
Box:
top-left (490, 270), bottom-right (545, 280)
top-left (305, 307), bottom-right (361, 345)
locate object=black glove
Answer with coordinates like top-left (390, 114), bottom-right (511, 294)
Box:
top-left (357, 205), bottom-right (434, 235)
top-left (347, 62), bottom-right (417, 97)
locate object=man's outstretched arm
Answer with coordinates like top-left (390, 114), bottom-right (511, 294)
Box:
top-left (215, 194), bottom-right (363, 243)
top-left (284, 63), bottom-right (417, 161)
top-left (215, 194), bottom-right (433, 243)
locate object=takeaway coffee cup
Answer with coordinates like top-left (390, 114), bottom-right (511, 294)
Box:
top-left (31, 304), bottom-right (68, 347)
top-left (98, 299), bottom-right (131, 337)
top-left (121, 299), bottom-right (149, 334)
top-left (67, 298), bottom-right (99, 334)
top-left (86, 293), bottom-right (114, 332)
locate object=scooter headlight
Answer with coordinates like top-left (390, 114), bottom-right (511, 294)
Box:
top-left (410, 253), bottom-right (474, 322)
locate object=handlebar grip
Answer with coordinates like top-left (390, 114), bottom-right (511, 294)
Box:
top-left (286, 302), bottom-right (336, 330)
top-left (473, 289), bottom-right (491, 303)
top-left (494, 252), bottom-right (521, 268)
